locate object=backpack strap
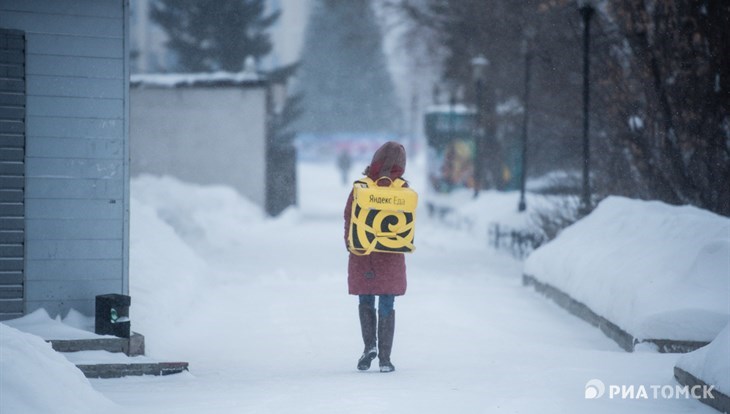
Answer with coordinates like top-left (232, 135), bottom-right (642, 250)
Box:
top-left (354, 176), bottom-right (405, 188)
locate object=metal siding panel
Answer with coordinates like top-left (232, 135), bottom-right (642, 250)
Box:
top-left (0, 79), bottom-right (24, 92)
top-left (121, 0), bottom-right (130, 296)
top-left (26, 33), bottom-right (123, 59)
top-left (0, 177), bottom-right (24, 189)
top-left (0, 258), bottom-right (23, 271)
top-left (0, 11), bottom-right (122, 38)
top-left (0, 49), bottom-right (23, 64)
top-left (0, 299), bottom-right (23, 313)
top-left (25, 278), bottom-right (120, 301)
top-left (27, 239), bottom-right (122, 260)
top-left (0, 93), bottom-right (24, 106)
top-left (0, 245), bottom-right (23, 257)
top-left (0, 190), bottom-right (23, 202)
top-left (0, 231), bottom-right (23, 243)
top-left (0, 120), bottom-right (23, 133)
top-left (0, 105), bottom-right (24, 119)
top-left (0, 204), bottom-right (23, 217)
top-left (25, 157), bottom-right (122, 179)
top-left (0, 162), bottom-right (23, 175)
top-left (0, 107), bottom-right (24, 120)
top-left (0, 32), bottom-right (24, 49)
top-left (26, 116), bottom-right (122, 139)
top-left (0, 218), bottom-right (23, 231)
top-left (0, 285), bottom-right (22, 298)
top-left (0, 25), bottom-right (24, 316)
top-left (0, 176), bottom-right (25, 190)
top-left (0, 245), bottom-right (22, 257)
top-left (25, 259), bottom-right (122, 281)
top-left (0, 0), bottom-right (123, 18)
top-left (27, 55), bottom-right (123, 78)
top-left (25, 177), bottom-right (123, 199)
top-left (0, 148), bottom-right (24, 161)
top-left (0, 134), bottom-right (25, 148)
top-left (0, 271), bottom-right (23, 284)
top-left (27, 76), bottom-right (123, 99)
top-left (26, 219), bottom-right (123, 240)
top-left (25, 198), bottom-right (122, 220)
top-left (26, 137), bottom-right (123, 159)
top-left (27, 96), bottom-right (123, 119)
top-left (0, 65), bottom-right (24, 79)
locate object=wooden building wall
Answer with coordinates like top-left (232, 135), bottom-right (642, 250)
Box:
top-left (0, 0), bottom-right (130, 318)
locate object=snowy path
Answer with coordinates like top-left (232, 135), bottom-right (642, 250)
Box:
top-left (100, 163), bottom-right (714, 413)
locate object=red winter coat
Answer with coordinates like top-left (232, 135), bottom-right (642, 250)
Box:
top-left (344, 142), bottom-right (408, 296)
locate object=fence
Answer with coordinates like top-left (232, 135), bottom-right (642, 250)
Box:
top-left (488, 223), bottom-right (545, 259)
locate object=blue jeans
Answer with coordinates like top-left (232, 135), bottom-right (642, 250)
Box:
top-left (359, 295), bottom-right (395, 317)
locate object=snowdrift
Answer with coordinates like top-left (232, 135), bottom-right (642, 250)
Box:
top-left (3, 308), bottom-right (105, 340)
top-left (524, 196), bottom-right (730, 348)
top-left (129, 175), bottom-right (240, 354)
top-left (129, 174), bottom-right (304, 357)
top-left (0, 323), bottom-right (115, 414)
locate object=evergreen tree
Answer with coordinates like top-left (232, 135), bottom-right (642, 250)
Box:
top-left (150, 0), bottom-right (280, 72)
top-left (296, 0), bottom-right (401, 135)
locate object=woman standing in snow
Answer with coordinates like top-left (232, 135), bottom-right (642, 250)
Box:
top-left (344, 141), bottom-right (408, 373)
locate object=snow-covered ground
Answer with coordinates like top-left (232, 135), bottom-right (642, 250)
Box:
top-left (1, 158), bottom-right (719, 413)
top-left (87, 160), bottom-right (714, 413)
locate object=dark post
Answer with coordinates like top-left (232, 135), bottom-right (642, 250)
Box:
top-left (579, 2), bottom-right (594, 214)
top-left (471, 55), bottom-right (488, 198)
top-left (473, 78), bottom-right (483, 197)
top-left (449, 89), bottom-right (456, 144)
top-left (519, 31), bottom-right (534, 213)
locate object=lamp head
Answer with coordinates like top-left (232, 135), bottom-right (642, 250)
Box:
top-left (471, 55), bottom-right (489, 81)
top-left (577, 0), bottom-right (596, 18)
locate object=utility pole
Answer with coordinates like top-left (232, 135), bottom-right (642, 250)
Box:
top-left (578, 0), bottom-right (595, 215)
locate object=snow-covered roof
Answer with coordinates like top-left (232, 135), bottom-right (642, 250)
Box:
top-left (130, 71), bottom-right (266, 88)
top-left (425, 104), bottom-right (476, 115)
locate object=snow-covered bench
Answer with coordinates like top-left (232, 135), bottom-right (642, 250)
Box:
top-left (523, 197), bottom-right (730, 352)
top-left (674, 324), bottom-right (730, 413)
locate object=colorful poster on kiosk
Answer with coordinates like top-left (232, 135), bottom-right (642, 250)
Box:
top-left (424, 105), bottom-right (477, 193)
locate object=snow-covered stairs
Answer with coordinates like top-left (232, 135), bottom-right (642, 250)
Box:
top-left (3, 310), bottom-right (189, 379)
top-left (48, 333), bottom-right (189, 379)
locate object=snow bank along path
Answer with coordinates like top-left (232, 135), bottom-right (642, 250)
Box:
top-left (0, 323), bottom-right (115, 414)
top-left (525, 196), bottom-right (730, 347)
top-left (45, 161), bottom-right (715, 414)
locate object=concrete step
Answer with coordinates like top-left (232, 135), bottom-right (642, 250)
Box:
top-left (48, 332), bottom-right (145, 356)
top-left (62, 350), bottom-right (189, 379)
top-left (77, 362), bottom-right (189, 378)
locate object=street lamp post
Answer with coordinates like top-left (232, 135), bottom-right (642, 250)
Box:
top-left (578, 0), bottom-right (595, 214)
top-left (518, 27), bottom-right (535, 213)
top-left (471, 55), bottom-right (488, 198)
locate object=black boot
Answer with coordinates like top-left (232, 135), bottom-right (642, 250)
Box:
top-left (357, 304), bottom-right (377, 370)
top-left (378, 310), bottom-right (395, 373)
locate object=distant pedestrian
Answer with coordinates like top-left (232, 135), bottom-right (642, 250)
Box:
top-left (343, 141), bottom-right (408, 373)
top-left (337, 150), bottom-right (352, 185)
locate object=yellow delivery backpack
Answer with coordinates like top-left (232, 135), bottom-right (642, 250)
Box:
top-left (348, 176), bottom-right (418, 256)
